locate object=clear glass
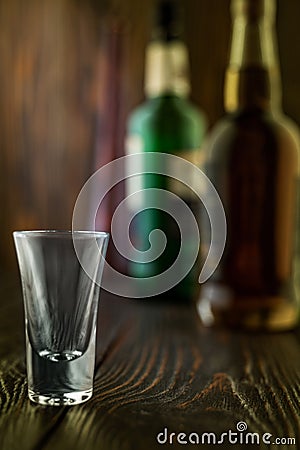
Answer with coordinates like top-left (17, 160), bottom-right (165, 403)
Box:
top-left (13, 230), bottom-right (109, 406)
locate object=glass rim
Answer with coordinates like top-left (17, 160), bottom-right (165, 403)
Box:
top-left (13, 230), bottom-right (110, 239)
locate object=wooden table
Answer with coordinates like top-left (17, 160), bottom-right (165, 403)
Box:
top-left (0, 275), bottom-right (299, 450)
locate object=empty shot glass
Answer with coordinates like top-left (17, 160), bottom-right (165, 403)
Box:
top-left (13, 230), bottom-right (109, 406)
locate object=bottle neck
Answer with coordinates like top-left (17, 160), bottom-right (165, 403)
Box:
top-left (224, 0), bottom-right (282, 113)
top-left (144, 39), bottom-right (191, 99)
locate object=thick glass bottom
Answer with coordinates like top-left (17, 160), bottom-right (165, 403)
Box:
top-left (28, 388), bottom-right (93, 406)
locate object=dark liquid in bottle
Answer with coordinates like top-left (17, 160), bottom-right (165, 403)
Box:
top-left (199, 107), bottom-right (299, 330)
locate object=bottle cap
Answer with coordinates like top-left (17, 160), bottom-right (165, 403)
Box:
top-left (152, 0), bottom-right (182, 41)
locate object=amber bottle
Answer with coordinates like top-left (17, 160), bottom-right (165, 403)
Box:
top-left (197, 0), bottom-right (300, 330)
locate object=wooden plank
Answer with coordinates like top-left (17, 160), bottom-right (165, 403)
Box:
top-left (1, 281), bottom-right (299, 450)
top-left (40, 302), bottom-right (300, 449)
top-left (0, 0), bottom-right (104, 268)
top-left (1, 0), bottom-right (299, 272)
top-left (0, 277), bottom-right (68, 450)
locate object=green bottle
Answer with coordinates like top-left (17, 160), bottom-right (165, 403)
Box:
top-left (125, 0), bottom-right (207, 301)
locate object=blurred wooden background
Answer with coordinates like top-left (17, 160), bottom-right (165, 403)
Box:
top-left (0, 0), bottom-right (299, 271)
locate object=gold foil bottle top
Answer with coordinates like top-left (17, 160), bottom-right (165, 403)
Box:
top-left (225, 0), bottom-right (281, 112)
top-left (232, 0), bottom-right (275, 21)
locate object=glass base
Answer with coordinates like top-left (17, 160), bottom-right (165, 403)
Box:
top-left (197, 283), bottom-right (298, 331)
top-left (28, 388), bottom-right (93, 406)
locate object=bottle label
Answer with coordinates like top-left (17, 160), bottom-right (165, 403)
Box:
top-left (145, 41), bottom-right (190, 98)
top-left (125, 134), bottom-right (144, 209)
top-left (125, 134), bottom-right (204, 206)
top-left (168, 148), bottom-right (205, 199)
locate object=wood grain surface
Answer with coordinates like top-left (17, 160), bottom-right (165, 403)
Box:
top-left (0, 276), bottom-right (299, 450)
top-left (0, 0), bottom-right (300, 270)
